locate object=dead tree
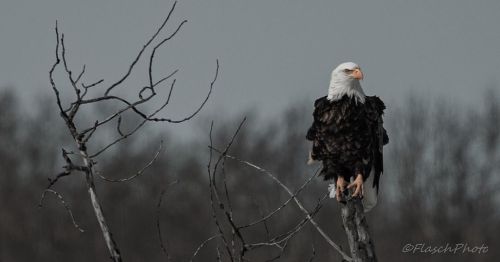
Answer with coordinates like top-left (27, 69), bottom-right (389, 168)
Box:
top-left (39, 2), bottom-right (218, 261)
top-left (339, 191), bottom-right (377, 262)
top-left (179, 120), bottom-right (353, 261)
top-left (186, 120), bottom-right (377, 261)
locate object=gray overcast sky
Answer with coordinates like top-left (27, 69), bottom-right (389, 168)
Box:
top-left (1, 0), bottom-right (500, 135)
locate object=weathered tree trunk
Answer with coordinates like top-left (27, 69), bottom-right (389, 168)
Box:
top-left (340, 190), bottom-right (377, 262)
top-left (82, 150), bottom-right (122, 262)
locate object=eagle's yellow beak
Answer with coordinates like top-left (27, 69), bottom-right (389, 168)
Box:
top-left (352, 68), bottom-right (363, 80)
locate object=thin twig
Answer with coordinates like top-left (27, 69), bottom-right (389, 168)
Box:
top-left (148, 60), bottom-right (219, 123)
top-left (190, 234), bottom-right (223, 262)
top-left (236, 166), bottom-right (320, 229)
top-left (96, 141), bottom-right (163, 182)
top-left (156, 180), bottom-right (179, 260)
top-left (39, 189), bottom-right (85, 233)
top-left (206, 121), bottom-right (235, 261)
top-left (104, 0), bottom-right (179, 95)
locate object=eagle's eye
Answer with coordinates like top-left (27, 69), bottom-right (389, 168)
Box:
top-left (343, 69), bottom-right (353, 73)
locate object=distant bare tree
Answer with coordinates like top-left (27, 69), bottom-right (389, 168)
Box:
top-left (1, 89), bottom-right (498, 261)
top-left (39, 2), bottom-right (218, 261)
top-left (380, 91), bottom-right (500, 262)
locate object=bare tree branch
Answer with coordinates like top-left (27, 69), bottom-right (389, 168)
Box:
top-left (156, 180), bottom-right (179, 260)
top-left (147, 60), bottom-right (219, 124)
top-left (39, 189), bottom-right (85, 233)
top-left (236, 166), bottom-right (320, 230)
top-left (190, 234), bottom-right (223, 262)
top-left (206, 121), bottom-right (237, 261)
top-left (96, 140), bottom-right (163, 182)
top-left (148, 19), bottom-right (187, 87)
top-left (104, 0), bottom-right (179, 96)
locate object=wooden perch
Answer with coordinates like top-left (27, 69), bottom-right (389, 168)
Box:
top-left (340, 190), bottom-right (377, 262)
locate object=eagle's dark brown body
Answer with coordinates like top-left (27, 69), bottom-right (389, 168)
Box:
top-left (306, 95), bottom-right (388, 190)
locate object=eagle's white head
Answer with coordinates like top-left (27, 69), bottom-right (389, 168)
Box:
top-left (327, 62), bottom-right (366, 104)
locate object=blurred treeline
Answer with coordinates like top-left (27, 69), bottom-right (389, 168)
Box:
top-left (0, 87), bottom-right (499, 262)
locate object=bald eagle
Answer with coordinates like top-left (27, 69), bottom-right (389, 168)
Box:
top-left (306, 62), bottom-right (388, 208)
